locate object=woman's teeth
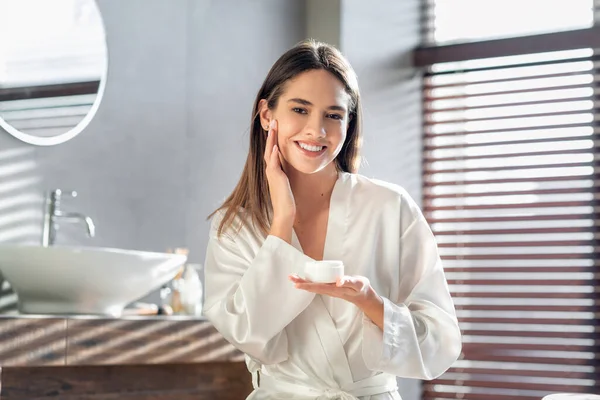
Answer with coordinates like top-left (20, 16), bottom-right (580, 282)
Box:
top-left (298, 142), bottom-right (324, 152)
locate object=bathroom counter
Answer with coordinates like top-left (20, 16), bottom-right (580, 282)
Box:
top-left (0, 315), bottom-right (252, 399)
top-left (0, 314), bottom-right (243, 367)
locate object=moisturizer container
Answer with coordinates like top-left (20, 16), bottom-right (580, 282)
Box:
top-left (304, 260), bottom-right (344, 283)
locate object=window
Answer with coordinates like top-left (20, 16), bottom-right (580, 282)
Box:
top-left (423, 0), bottom-right (595, 45)
top-left (416, 2), bottom-right (599, 399)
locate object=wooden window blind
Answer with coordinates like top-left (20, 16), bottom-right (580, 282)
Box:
top-left (420, 45), bottom-right (599, 399)
top-left (417, 35), bottom-right (600, 399)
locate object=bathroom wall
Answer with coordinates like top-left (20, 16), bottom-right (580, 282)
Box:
top-left (340, 0), bottom-right (423, 204)
top-left (183, 0), bottom-right (307, 264)
top-left (0, 1), bottom-right (423, 399)
top-left (0, 0), bottom-right (421, 263)
top-left (0, 0), bottom-right (305, 314)
top-left (0, 0), bottom-right (306, 255)
top-left (340, 2), bottom-right (424, 399)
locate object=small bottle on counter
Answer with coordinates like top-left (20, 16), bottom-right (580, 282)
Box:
top-left (160, 248), bottom-right (203, 316)
top-left (169, 267), bottom-right (186, 314)
top-left (161, 247), bottom-right (189, 315)
top-left (181, 263), bottom-right (203, 317)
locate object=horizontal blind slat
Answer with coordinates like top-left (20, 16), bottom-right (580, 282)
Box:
top-left (454, 291), bottom-right (590, 299)
top-left (446, 367), bottom-right (597, 379)
top-left (426, 187), bottom-right (597, 199)
top-left (462, 330), bottom-right (596, 339)
top-left (456, 305), bottom-right (596, 312)
top-left (431, 379), bottom-right (594, 393)
top-left (424, 175), bottom-right (596, 186)
top-left (424, 147), bottom-right (594, 162)
top-left (433, 227), bottom-right (596, 235)
top-left (445, 266), bottom-right (596, 273)
top-left (425, 122), bottom-right (595, 137)
top-left (424, 108), bottom-right (599, 126)
top-left (425, 385), bottom-right (588, 400)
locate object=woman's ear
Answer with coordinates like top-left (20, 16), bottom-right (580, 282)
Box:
top-left (258, 99), bottom-right (272, 132)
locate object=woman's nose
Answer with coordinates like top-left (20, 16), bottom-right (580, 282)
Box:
top-left (305, 116), bottom-right (326, 137)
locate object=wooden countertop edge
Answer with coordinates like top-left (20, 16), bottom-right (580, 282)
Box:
top-left (0, 315), bottom-right (245, 367)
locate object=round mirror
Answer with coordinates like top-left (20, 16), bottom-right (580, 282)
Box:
top-left (0, 0), bottom-right (108, 146)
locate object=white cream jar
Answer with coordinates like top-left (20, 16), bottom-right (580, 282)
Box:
top-left (304, 260), bottom-right (345, 283)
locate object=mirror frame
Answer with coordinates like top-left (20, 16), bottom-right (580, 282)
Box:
top-left (0, 0), bottom-right (109, 146)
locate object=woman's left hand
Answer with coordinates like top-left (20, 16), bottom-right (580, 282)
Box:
top-left (289, 274), bottom-right (385, 329)
top-left (289, 274), bottom-right (373, 306)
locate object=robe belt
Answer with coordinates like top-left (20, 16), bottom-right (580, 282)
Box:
top-left (257, 372), bottom-right (398, 399)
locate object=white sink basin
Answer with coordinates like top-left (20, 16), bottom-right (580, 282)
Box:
top-left (0, 245), bottom-right (187, 316)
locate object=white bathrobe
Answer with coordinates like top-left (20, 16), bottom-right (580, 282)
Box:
top-left (203, 172), bottom-right (462, 400)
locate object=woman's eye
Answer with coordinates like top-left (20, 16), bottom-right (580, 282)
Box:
top-left (292, 107), bottom-right (307, 114)
top-left (328, 113), bottom-right (343, 120)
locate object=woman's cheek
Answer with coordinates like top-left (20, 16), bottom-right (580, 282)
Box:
top-left (278, 119), bottom-right (303, 143)
top-left (281, 114), bottom-right (304, 132)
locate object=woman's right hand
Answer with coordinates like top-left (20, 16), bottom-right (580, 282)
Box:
top-left (264, 120), bottom-right (296, 241)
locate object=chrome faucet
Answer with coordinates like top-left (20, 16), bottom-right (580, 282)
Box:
top-left (42, 189), bottom-right (96, 247)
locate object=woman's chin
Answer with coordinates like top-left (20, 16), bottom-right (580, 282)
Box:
top-left (286, 160), bottom-right (331, 175)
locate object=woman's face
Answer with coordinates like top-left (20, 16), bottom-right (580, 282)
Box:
top-left (261, 69), bottom-right (352, 175)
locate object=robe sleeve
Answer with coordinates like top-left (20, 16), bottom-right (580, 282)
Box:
top-left (361, 192), bottom-right (462, 380)
top-left (202, 216), bottom-right (316, 365)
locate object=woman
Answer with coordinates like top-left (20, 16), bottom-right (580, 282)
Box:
top-left (203, 40), bottom-right (461, 399)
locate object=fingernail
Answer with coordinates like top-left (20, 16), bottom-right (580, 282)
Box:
top-left (270, 119), bottom-right (276, 129)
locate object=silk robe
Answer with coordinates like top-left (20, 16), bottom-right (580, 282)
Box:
top-left (203, 172), bottom-right (462, 399)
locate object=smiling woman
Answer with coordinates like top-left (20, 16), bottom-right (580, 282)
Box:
top-left (0, 0), bottom-right (108, 146)
top-left (202, 40), bottom-right (462, 400)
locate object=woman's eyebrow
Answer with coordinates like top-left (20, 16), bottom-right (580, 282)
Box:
top-left (287, 98), bottom-right (347, 112)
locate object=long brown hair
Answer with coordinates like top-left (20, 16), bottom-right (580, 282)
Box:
top-left (211, 39), bottom-right (363, 237)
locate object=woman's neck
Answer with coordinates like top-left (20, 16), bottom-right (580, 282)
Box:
top-left (285, 164), bottom-right (339, 218)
